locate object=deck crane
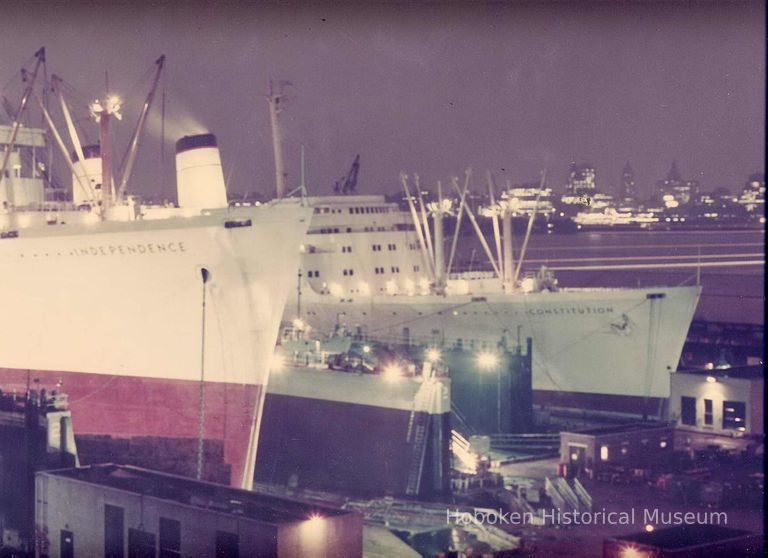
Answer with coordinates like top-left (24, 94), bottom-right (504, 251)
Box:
top-left (116, 55), bottom-right (165, 204)
top-left (0, 47), bottom-right (45, 208)
top-left (334, 154), bottom-right (360, 194)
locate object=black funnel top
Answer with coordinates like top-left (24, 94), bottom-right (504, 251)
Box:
top-left (176, 133), bottom-right (217, 154)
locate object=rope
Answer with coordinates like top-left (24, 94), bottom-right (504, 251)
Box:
top-left (196, 274), bottom-right (208, 480)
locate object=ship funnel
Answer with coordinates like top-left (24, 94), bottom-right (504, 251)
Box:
top-left (71, 145), bottom-right (102, 205)
top-left (175, 133), bottom-right (228, 209)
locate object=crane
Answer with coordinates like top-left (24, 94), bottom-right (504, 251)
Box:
top-left (334, 154), bottom-right (360, 194)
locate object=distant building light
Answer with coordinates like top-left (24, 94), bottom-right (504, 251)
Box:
top-left (704, 362), bottom-right (715, 370)
top-left (645, 524), bottom-right (655, 533)
top-left (600, 445), bottom-right (609, 461)
top-left (476, 351), bottom-right (499, 370)
top-left (362, 345), bottom-right (371, 354)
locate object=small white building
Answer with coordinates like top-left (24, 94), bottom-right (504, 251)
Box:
top-left (35, 464), bottom-right (362, 558)
top-left (669, 365), bottom-right (764, 451)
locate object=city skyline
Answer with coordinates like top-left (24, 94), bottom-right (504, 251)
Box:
top-left (0, 2), bottom-right (764, 201)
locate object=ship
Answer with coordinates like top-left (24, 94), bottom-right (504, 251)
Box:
top-left (265, 85), bottom-right (701, 417)
top-left (0, 51), bottom-right (310, 488)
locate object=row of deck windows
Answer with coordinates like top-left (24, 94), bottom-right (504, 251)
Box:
top-left (349, 206), bottom-right (390, 214)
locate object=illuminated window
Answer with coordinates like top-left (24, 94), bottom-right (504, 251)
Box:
top-left (722, 401), bottom-right (746, 430)
top-left (600, 445), bottom-right (609, 461)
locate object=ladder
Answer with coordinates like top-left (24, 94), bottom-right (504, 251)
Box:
top-left (405, 410), bottom-right (431, 497)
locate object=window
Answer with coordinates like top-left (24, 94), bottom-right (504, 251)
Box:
top-left (704, 399), bottom-right (713, 425)
top-left (600, 445), bottom-right (609, 461)
top-left (105, 504), bottom-right (124, 558)
top-left (680, 396), bottom-right (696, 426)
top-left (722, 401), bottom-right (746, 430)
top-left (216, 531), bottom-right (239, 558)
top-left (128, 529), bottom-right (156, 558)
top-left (413, 265), bottom-right (420, 272)
top-left (159, 518), bottom-right (181, 558)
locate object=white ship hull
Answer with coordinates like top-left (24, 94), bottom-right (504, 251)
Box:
top-left (1, 205), bottom-right (310, 486)
top-left (296, 285), bottom-right (701, 402)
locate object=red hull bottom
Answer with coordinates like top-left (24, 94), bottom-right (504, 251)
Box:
top-left (0, 367), bottom-right (261, 487)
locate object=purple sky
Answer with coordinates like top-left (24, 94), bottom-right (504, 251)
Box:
top-left (1, 2), bottom-right (764, 200)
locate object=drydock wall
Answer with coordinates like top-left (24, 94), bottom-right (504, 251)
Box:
top-left (255, 369), bottom-right (451, 498)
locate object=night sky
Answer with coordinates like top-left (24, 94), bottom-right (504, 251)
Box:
top-left (1, 1), bottom-right (764, 201)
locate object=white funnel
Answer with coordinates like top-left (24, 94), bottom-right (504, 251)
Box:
top-left (175, 133), bottom-right (228, 209)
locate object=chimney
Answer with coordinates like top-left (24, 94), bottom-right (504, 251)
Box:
top-left (175, 133), bottom-right (228, 209)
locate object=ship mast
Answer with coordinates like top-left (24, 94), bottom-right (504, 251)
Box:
top-left (267, 80), bottom-right (289, 199)
top-left (90, 94), bottom-right (122, 217)
top-left (481, 188), bottom-right (519, 292)
top-left (427, 181), bottom-right (453, 294)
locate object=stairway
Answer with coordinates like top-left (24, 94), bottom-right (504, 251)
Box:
top-left (405, 411), bottom-right (431, 497)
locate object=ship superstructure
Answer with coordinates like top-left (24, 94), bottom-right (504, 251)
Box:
top-left (0, 51), bottom-right (310, 488)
